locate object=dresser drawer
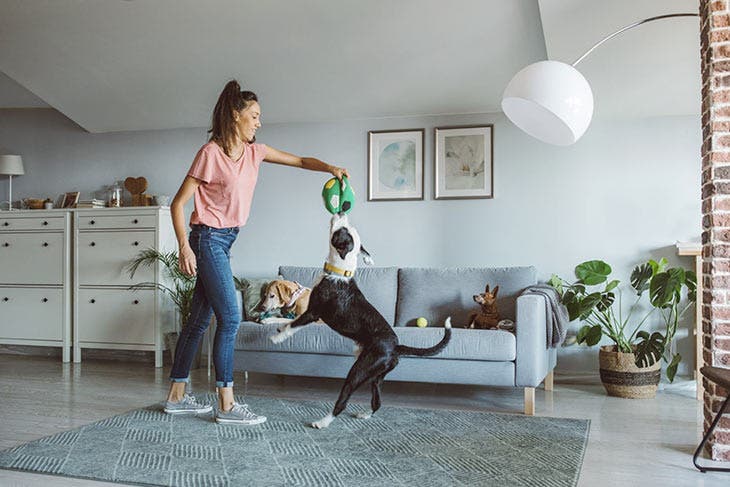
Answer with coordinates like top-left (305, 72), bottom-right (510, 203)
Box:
top-left (0, 216), bottom-right (65, 231)
top-left (77, 288), bottom-right (155, 345)
top-left (0, 233), bottom-right (64, 284)
top-left (0, 287), bottom-right (64, 341)
top-left (77, 214), bottom-right (156, 230)
top-left (77, 231), bottom-right (155, 286)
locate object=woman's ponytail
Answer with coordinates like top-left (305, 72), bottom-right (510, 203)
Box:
top-left (208, 80), bottom-right (258, 156)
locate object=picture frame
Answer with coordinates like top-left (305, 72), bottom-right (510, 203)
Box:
top-left (434, 125), bottom-right (493, 200)
top-left (368, 129), bottom-right (424, 201)
top-left (61, 191), bottom-right (80, 208)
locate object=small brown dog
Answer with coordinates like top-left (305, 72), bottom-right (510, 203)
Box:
top-left (468, 284), bottom-right (500, 329)
top-left (259, 280), bottom-right (312, 325)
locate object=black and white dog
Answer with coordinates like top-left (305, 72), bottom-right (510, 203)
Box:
top-left (270, 212), bottom-right (451, 429)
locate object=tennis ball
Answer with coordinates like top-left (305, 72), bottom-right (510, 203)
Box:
top-left (322, 176), bottom-right (355, 215)
top-left (416, 317), bottom-right (428, 328)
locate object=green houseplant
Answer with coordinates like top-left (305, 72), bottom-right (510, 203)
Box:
top-left (550, 258), bottom-right (696, 395)
top-left (126, 249), bottom-right (249, 362)
top-left (127, 249), bottom-right (197, 327)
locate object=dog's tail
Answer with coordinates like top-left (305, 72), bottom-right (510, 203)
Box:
top-left (396, 317), bottom-right (452, 357)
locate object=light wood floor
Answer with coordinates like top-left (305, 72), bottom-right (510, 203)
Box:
top-left (0, 354), bottom-right (728, 487)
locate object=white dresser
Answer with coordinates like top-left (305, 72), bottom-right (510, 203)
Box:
top-left (0, 210), bottom-right (72, 361)
top-left (73, 207), bottom-right (176, 367)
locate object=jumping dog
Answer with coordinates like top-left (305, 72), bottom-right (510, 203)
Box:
top-left (270, 213), bottom-right (451, 429)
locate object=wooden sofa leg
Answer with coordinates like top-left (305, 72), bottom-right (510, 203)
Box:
top-left (524, 387), bottom-right (535, 416)
top-left (544, 371), bottom-right (554, 391)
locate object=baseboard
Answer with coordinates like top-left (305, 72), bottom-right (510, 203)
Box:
top-left (553, 371), bottom-right (601, 385)
top-left (0, 344), bottom-right (172, 364)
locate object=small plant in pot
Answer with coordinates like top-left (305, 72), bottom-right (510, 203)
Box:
top-left (550, 258), bottom-right (696, 398)
top-left (127, 249), bottom-right (248, 367)
top-left (127, 249), bottom-right (197, 365)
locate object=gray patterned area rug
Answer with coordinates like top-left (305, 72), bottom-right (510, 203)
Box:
top-left (0, 394), bottom-right (589, 487)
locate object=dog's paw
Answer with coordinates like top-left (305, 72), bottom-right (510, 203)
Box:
top-left (310, 414), bottom-right (334, 429)
top-left (269, 333), bottom-right (285, 344)
top-left (269, 329), bottom-right (291, 344)
top-left (354, 410), bottom-right (372, 420)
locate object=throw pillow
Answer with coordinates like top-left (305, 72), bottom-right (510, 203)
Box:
top-left (238, 276), bottom-right (281, 322)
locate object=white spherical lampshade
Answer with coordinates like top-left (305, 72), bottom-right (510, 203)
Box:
top-left (502, 60), bottom-right (594, 146)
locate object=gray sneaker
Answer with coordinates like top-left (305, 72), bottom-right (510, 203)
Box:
top-left (164, 393), bottom-right (213, 414)
top-left (215, 403), bottom-right (267, 425)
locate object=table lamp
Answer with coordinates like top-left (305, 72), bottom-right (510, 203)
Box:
top-left (0, 155), bottom-right (25, 211)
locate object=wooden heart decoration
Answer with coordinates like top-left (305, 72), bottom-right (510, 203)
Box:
top-left (124, 177), bottom-right (148, 195)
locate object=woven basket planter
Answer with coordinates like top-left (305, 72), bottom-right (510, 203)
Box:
top-left (598, 345), bottom-right (661, 399)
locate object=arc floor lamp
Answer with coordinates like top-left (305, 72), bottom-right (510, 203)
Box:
top-left (501, 13), bottom-right (699, 146)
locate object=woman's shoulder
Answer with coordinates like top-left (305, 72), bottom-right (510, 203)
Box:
top-left (200, 141), bottom-right (222, 154)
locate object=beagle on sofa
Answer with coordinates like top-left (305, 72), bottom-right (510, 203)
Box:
top-left (259, 279), bottom-right (312, 325)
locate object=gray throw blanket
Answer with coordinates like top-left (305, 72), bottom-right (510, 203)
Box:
top-left (520, 284), bottom-right (569, 348)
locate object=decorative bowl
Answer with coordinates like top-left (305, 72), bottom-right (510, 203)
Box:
top-left (24, 198), bottom-right (45, 209)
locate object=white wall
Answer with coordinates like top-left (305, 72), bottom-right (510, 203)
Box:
top-left (0, 108), bottom-right (701, 377)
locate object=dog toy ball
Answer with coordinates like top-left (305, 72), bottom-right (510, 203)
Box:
top-left (322, 176), bottom-right (355, 215)
top-left (416, 317), bottom-right (428, 328)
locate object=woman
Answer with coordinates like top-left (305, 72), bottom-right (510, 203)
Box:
top-left (163, 80), bottom-right (349, 424)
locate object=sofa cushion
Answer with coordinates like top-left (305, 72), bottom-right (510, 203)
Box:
top-left (279, 266), bottom-right (398, 324)
top-left (394, 327), bottom-right (515, 361)
top-left (236, 321), bottom-right (516, 361)
top-left (236, 322), bottom-right (356, 356)
top-left (395, 266), bottom-right (537, 327)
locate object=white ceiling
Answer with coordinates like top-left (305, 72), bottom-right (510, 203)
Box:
top-left (0, 0), bottom-right (700, 133)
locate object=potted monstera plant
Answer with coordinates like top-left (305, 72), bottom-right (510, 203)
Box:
top-left (550, 258), bottom-right (696, 398)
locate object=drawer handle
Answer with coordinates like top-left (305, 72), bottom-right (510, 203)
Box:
top-left (89, 220), bottom-right (96, 225)
top-left (133, 241), bottom-right (139, 246)
top-left (133, 219), bottom-right (139, 224)
top-left (133, 299), bottom-right (139, 305)
top-left (42, 242), bottom-right (49, 247)
top-left (2, 222), bottom-right (8, 227)
top-left (90, 241), bottom-right (96, 247)
top-left (2, 243), bottom-right (8, 247)
top-left (42, 298), bottom-right (48, 303)
top-left (90, 299), bottom-right (96, 303)
top-left (2, 297), bottom-right (8, 302)
top-left (42, 221), bottom-right (48, 226)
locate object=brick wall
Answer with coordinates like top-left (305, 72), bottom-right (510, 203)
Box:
top-left (701, 0), bottom-right (730, 462)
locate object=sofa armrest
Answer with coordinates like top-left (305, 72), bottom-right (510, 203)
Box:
top-left (515, 294), bottom-right (550, 387)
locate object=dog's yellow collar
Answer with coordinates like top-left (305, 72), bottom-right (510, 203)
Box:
top-left (323, 262), bottom-right (355, 278)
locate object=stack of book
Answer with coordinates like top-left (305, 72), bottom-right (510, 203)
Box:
top-left (75, 199), bottom-right (106, 208)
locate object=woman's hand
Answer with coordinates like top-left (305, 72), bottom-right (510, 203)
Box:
top-left (179, 244), bottom-right (197, 277)
top-left (330, 165), bottom-right (350, 181)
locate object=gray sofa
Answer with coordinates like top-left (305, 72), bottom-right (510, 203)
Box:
top-left (233, 265), bottom-right (557, 415)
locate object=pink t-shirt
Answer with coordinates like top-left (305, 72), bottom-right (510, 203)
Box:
top-left (187, 141), bottom-right (268, 228)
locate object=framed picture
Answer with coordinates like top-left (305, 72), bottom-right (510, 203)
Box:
top-left (61, 191), bottom-right (79, 208)
top-left (434, 125), bottom-right (493, 200)
top-left (368, 129), bottom-right (424, 201)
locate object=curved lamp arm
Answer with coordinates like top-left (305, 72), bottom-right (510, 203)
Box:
top-left (502, 12), bottom-right (700, 146)
top-left (572, 13), bottom-right (698, 66)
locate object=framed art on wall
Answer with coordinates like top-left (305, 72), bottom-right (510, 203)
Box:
top-left (368, 129), bottom-right (424, 201)
top-left (434, 125), bottom-right (493, 200)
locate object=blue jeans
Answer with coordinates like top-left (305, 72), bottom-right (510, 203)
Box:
top-left (170, 224), bottom-right (240, 388)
